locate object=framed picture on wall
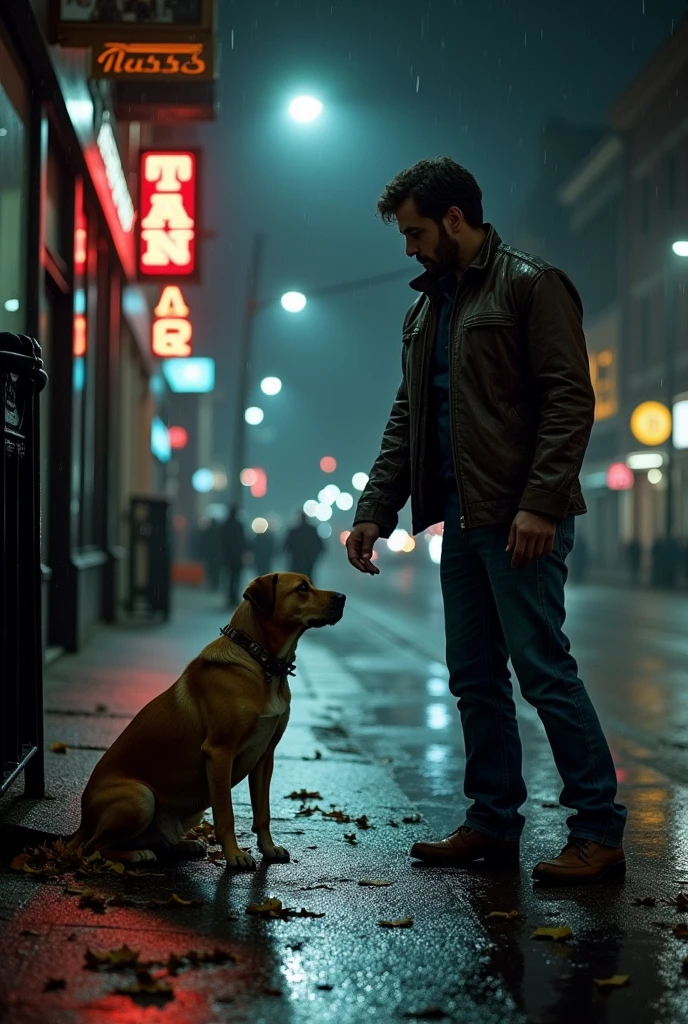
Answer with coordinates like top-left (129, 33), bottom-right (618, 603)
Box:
top-left (51, 0), bottom-right (214, 43)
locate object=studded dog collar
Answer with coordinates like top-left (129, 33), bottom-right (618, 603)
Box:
top-left (219, 625), bottom-right (296, 682)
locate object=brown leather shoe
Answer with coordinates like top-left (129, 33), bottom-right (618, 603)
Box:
top-left (410, 825), bottom-right (520, 867)
top-left (532, 837), bottom-right (626, 884)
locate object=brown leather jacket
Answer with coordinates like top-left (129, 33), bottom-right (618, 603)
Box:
top-left (353, 225), bottom-right (595, 537)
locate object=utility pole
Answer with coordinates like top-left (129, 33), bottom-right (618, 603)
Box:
top-left (229, 233), bottom-right (264, 510)
top-left (664, 251), bottom-right (676, 544)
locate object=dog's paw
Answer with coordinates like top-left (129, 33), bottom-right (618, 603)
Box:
top-left (225, 850), bottom-right (256, 871)
top-left (261, 845), bottom-right (290, 863)
top-left (173, 839), bottom-right (207, 859)
top-left (130, 849), bottom-right (157, 863)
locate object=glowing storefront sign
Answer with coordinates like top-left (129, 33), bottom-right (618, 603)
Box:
top-left (139, 151), bottom-right (197, 277)
top-left (93, 41), bottom-right (210, 79)
top-left (589, 349), bottom-right (617, 421)
top-left (151, 417), bottom-right (171, 463)
top-left (151, 284), bottom-right (193, 357)
top-left (168, 426), bottom-right (189, 450)
top-left (96, 122), bottom-right (135, 232)
top-left (162, 357), bottom-right (214, 393)
top-left (606, 463), bottom-right (634, 491)
top-left (630, 401), bottom-right (672, 446)
top-left (673, 398), bottom-right (688, 450)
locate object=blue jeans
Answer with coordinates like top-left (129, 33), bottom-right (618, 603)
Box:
top-left (440, 491), bottom-right (627, 847)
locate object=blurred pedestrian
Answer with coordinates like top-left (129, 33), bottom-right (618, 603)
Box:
top-left (346, 157), bottom-right (626, 883)
top-left (252, 527), bottom-right (276, 576)
top-left (625, 538), bottom-right (641, 585)
top-left (222, 505), bottom-right (246, 608)
top-left (204, 517), bottom-right (223, 591)
top-left (284, 512), bottom-right (324, 582)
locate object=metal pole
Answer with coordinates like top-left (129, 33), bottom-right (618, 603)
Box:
top-left (230, 233), bottom-right (265, 510)
top-left (664, 253), bottom-right (675, 541)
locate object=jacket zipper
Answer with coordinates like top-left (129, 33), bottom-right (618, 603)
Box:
top-left (447, 285), bottom-right (469, 530)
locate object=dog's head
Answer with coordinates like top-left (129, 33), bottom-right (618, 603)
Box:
top-left (243, 573), bottom-right (345, 629)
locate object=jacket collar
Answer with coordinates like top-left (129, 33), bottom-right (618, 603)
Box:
top-left (409, 223), bottom-right (502, 297)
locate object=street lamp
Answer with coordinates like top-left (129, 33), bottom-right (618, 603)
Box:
top-left (288, 96), bottom-right (323, 122)
top-left (663, 238), bottom-right (688, 548)
top-left (280, 291), bottom-right (307, 313)
top-left (260, 376), bottom-right (282, 395)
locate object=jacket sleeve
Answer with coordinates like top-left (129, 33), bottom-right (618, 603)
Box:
top-left (519, 268), bottom-right (595, 519)
top-left (353, 349), bottom-right (412, 539)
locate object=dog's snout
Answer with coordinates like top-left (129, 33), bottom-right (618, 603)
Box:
top-left (331, 593), bottom-right (346, 605)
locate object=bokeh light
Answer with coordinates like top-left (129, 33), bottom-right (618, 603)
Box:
top-left (317, 523), bottom-right (332, 539)
top-left (281, 291), bottom-right (307, 313)
top-left (428, 535), bottom-right (443, 564)
top-left (245, 406), bottom-right (264, 425)
top-left (340, 530), bottom-right (351, 545)
top-left (252, 517), bottom-right (269, 533)
top-left (315, 503), bottom-right (333, 522)
top-left (289, 95), bottom-right (323, 122)
top-left (260, 376), bottom-right (282, 395)
top-left (191, 468), bottom-right (214, 493)
top-left (335, 492), bottom-right (354, 511)
top-left (352, 472), bottom-right (368, 490)
top-left (387, 529), bottom-right (410, 553)
top-left (318, 484), bottom-right (340, 505)
top-left (402, 535), bottom-right (416, 553)
top-left (303, 499), bottom-right (318, 517)
top-left (241, 468), bottom-right (258, 487)
top-left (320, 456), bottom-right (337, 473)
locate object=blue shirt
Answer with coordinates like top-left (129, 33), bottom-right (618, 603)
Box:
top-left (430, 272), bottom-right (459, 484)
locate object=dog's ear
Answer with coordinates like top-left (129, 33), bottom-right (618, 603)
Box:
top-left (243, 574), bottom-right (279, 618)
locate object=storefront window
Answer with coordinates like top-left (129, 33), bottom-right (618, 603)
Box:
top-left (0, 32), bottom-right (28, 335)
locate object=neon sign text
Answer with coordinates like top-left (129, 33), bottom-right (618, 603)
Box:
top-left (139, 151), bottom-right (197, 276)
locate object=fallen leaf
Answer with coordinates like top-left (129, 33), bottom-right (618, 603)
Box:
top-left (379, 917), bottom-right (414, 928)
top-left (593, 975), bottom-right (630, 988)
top-left (531, 926), bottom-right (572, 941)
top-left (302, 750), bottom-right (323, 761)
top-left (166, 948), bottom-right (235, 975)
top-left (20, 929), bottom-right (40, 936)
top-left (285, 789), bottom-right (322, 801)
top-left (354, 815), bottom-right (373, 830)
top-left (318, 983), bottom-right (334, 991)
top-left (485, 910), bottom-right (521, 920)
top-left (541, 802), bottom-right (559, 808)
top-left (667, 892), bottom-right (688, 911)
top-left (306, 845), bottom-right (318, 850)
top-left (343, 833), bottom-right (358, 845)
top-left (186, 820), bottom-right (217, 845)
top-left (246, 898), bottom-right (284, 916)
top-left (632, 896), bottom-right (657, 907)
top-left (49, 742), bottom-right (68, 754)
top-left (296, 805), bottom-right (320, 817)
top-left (147, 892), bottom-right (204, 908)
top-left (358, 879), bottom-right (392, 887)
top-left (44, 978), bottom-right (66, 992)
top-left (322, 808), bottom-right (352, 824)
top-left (301, 884), bottom-right (335, 891)
top-left (127, 868), bottom-right (166, 877)
top-left (85, 945), bottom-right (141, 971)
top-left (115, 969), bottom-right (173, 1000)
top-left (388, 819), bottom-right (399, 828)
top-left (673, 923), bottom-right (688, 939)
top-left (402, 814), bottom-right (422, 824)
top-left (290, 908), bottom-right (325, 919)
top-left (403, 1010), bottom-right (450, 1020)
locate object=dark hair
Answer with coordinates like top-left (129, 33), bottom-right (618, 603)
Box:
top-left (377, 157), bottom-right (483, 228)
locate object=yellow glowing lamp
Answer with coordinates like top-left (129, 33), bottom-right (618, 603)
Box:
top-left (630, 401), bottom-right (672, 446)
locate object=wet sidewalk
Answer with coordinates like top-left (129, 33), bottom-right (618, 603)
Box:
top-left (1, 579), bottom-right (688, 1023)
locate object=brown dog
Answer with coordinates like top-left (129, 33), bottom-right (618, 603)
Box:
top-left (66, 574), bottom-right (345, 870)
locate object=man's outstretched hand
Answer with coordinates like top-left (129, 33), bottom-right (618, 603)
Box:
top-left (346, 522), bottom-right (381, 575)
top-left (506, 510), bottom-right (557, 568)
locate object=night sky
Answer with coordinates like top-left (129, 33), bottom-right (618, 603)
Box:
top-left (183, 0), bottom-right (686, 534)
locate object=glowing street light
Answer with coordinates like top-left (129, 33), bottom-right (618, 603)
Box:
top-left (245, 406), bottom-right (264, 425)
top-left (288, 95), bottom-right (323, 122)
top-left (280, 291), bottom-right (307, 313)
top-left (671, 240), bottom-right (688, 257)
top-left (260, 376), bottom-right (282, 395)
top-left (352, 472), bottom-right (368, 491)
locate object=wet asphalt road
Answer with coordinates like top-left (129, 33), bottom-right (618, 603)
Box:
top-left (1, 553), bottom-right (688, 1023)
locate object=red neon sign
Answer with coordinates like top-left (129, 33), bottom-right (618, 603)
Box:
top-left (139, 150), bottom-right (197, 277)
top-left (151, 284), bottom-right (193, 357)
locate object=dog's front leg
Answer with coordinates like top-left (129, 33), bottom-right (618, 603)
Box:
top-left (249, 727), bottom-right (289, 862)
top-left (202, 742), bottom-right (255, 870)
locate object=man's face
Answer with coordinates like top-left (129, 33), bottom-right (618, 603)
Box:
top-left (396, 198), bottom-right (460, 276)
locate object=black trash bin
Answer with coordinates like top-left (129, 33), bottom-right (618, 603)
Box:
top-left (0, 333), bottom-right (48, 797)
top-left (127, 495), bottom-right (171, 619)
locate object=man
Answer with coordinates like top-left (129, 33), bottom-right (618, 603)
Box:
top-left (222, 505), bottom-right (246, 609)
top-left (284, 512), bottom-right (325, 583)
top-left (252, 525), bottom-right (276, 576)
top-left (346, 158), bottom-right (626, 884)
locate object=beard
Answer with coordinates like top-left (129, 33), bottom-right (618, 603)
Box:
top-left (420, 223), bottom-right (460, 277)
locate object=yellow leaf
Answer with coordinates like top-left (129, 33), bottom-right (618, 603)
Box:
top-left (486, 910), bottom-right (521, 920)
top-left (379, 917), bottom-right (414, 928)
top-left (246, 898), bottom-right (283, 915)
top-left (593, 975), bottom-right (630, 988)
top-left (358, 879), bottom-right (392, 887)
top-left (147, 892), bottom-right (203, 907)
top-left (104, 859), bottom-right (125, 874)
top-left (85, 945), bottom-right (141, 971)
top-left (50, 742), bottom-right (68, 754)
top-left (285, 789), bottom-right (322, 801)
top-left (531, 926), bottom-right (572, 941)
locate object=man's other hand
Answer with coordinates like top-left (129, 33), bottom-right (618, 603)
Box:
top-left (506, 510), bottom-right (557, 568)
top-left (346, 522), bottom-right (381, 575)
